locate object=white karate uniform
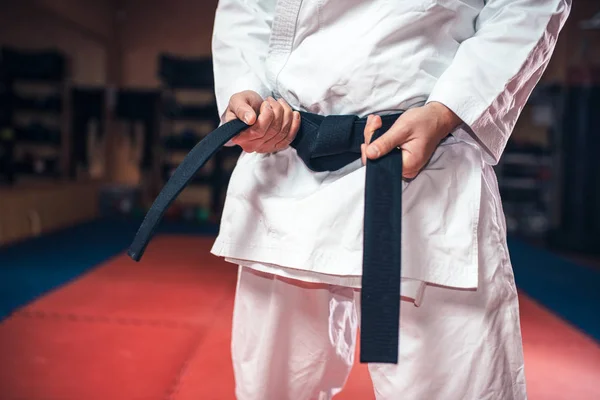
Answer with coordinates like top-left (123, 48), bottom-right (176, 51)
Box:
top-left (209, 0), bottom-right (571, 399)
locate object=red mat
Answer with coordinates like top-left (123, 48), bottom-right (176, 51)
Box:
top-left (0, 315), bottom-right (203, 400)
top-left (1, 236), bottom-right (599, 400)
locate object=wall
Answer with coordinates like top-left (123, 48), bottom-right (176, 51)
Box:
top-left (0, 0), bottom-right (117, 243)
top-left (0, 182), bottom-right (101, 246)
top-left (119, 0), bottom-right (218, 88)
top-left (0, 0), bottom-right (115, 85)
top-left (34, 0), bottom-right (116, 40)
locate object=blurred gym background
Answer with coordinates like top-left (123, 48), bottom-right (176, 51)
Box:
top-left (0, 1), bottom-right (598, 399)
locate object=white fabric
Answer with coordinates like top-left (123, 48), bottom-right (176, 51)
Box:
top-left (210, 0), bottom-right (571, 288)
top-left (231, 164), bottom-right (527, 400)
top-left (226, 259), bottom-right (427, 305)
top-left (214, 134), bottom-right (483, 289)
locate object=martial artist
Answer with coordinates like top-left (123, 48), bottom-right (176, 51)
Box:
top-left (209, 0), bottom-right (571, 399)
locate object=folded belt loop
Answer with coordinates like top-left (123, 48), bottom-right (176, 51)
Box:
top-left (313, 115), bottom-right (358, 157)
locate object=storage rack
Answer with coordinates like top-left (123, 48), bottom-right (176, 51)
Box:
top-left (0, 47), bottom-right (69, 185)
top-left (157, 54), bottom-right (240, 221)
top-left (548, 70), bottom-right (600, 254)
top-left (115, 88), bottom-right (161, 172)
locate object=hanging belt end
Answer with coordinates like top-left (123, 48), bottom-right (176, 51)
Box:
top-left (127, 247), bottom-right (143, 262)
top-left (359, 351), bottom-right (399, 365)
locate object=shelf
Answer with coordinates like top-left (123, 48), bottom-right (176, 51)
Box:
top-left (14, 126), bottom-right (61, 145)
top-left (527, 84), bottom-right (562, 105)
top-left (1, 47), bottom-right (66, 82)
top-left (157, 54), bottom-right (233, 218)
top-left (503, 142), bottom-right (549, 155)
top-left (14, 161), bottom-right (61, 177)
top-left (499, 178), bottom-right (546, 190)
top-left (13, 95), bottom-right (62, 114)
top-left (0, 47), bottom-right (69, 186)
top-left (158, 54), bottom-right (214, 90)
top-left (163, 135), bottom-right (200, 151)
top-left (15, 142), bottom-right (61, 157)
top-left (115, 90), bottom-right (161, 120)
top-left (502, 153), bottom-right (553, 166)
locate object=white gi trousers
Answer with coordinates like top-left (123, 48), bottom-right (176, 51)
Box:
top-left (230, 166), bottom-right (527, 400)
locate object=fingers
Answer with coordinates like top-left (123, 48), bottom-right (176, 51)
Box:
top-left (223, 108), bottom-right (237, 123)
top-left (285, 110), bottom-right (301, 148)
top-left (361, 143), bottom-right (367, 165)
top-left (363, 115), bottom-right (382, 145)
top-left (263, 97), bottom-right (285, 141)
top-left (253, 99), bottom-right (276, 139)
top-left (232, 101), bottom-right (274, 150)
top-left (278, 98), bottom-right (294, 136)
top-left (233, 97), bottom-right (302, 154)
top-left (256, 98), bottom-right (297, 153)
top-left (363, 115), bottom-right (424, 179)
top-left (243, 99), bottom-right (278, 151)
top-left (401, 151), bottom-right (422, 179)
top-left (362, 115), bottom-right (382, 165)
top-left (366, 123), bottom-right (422, 178)
top-left (227, 91), bottom-right (303, 153)
top-left (270, 113), bottom-right (300, 152)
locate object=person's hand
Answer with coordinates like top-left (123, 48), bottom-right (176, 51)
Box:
top-left (223, 90), bottom-right (301, 153)
top-left (360, 102), bottom-right (463, 179)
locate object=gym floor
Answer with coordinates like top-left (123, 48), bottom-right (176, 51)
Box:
top-left (0, 219), bottom-right (599, 400)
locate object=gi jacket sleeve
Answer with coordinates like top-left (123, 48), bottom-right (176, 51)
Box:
top-left (426, 0), bottom-right (571, 165)
top-left (212, 0), bottom-right (274, 120)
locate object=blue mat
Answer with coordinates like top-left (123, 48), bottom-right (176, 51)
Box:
top-left (0, 217), bottom-right (219, 320)
top-left (508, 238), bottom-right (600, 342)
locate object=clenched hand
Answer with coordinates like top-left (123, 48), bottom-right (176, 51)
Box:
top-left (361, 102), bottom-right (463, 179)
top-left (223, 90), bottom-right (301, 153)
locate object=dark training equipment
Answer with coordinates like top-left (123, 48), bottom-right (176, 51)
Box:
top-left (158, 54), bottom-right (215, 89)
top-left (70, 88), bottom-right (105, 178)
top-left (116, 90), bottom-right (161, 170)
top-left (128, 112), bottom-right (404, 364)
top-left (550, 84), bottom-right (600, 253)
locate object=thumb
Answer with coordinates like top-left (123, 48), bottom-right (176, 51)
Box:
top-left (366, 129), bottom-right (401, 159)
top-left (235, 102), bottom-right (257, 125)
top-left (230, 91), bottom-right (263, 125)
top-left (366, 120), bottom-right (409, 159)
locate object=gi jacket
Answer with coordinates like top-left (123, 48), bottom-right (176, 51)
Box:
top-left (210, 0), bottom-right (570, 292)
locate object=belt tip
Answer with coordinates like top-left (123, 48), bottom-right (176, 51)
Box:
top-left (127, 248), bottom-right (141, 262)
top-left (359, 356), bottom-right (399, 365)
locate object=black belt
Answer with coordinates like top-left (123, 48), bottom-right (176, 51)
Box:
top-left (128, 111), bottom-right (403, 364)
